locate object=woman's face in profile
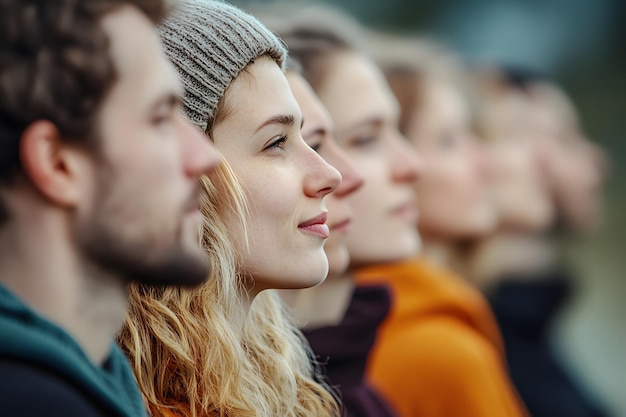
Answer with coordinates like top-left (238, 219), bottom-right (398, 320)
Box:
top-left (528, 84), bottom-right (607, 233)
top-left (211, 56), bottom-right (341, 293)
top-left (480, 88), bottom-right (555, 232)
top-left (406, 80), bottom-right (496, 241)
top-left (286, 71), bottom-right (364, 277)
top-left (316, 51), bottom-right (422, 268)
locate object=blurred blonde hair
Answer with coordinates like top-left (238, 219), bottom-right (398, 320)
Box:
top-left (118, 68), bottom-right (339, 417)
top-left (255, 2), bottom-right (366, 92)
top-left (369, 33), bottom-right (474, 135)
top-left (468, 66), bottom-right (547, 143)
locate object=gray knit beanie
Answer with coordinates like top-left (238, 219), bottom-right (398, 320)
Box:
top-left (159, 0), bottom-right (287, 132)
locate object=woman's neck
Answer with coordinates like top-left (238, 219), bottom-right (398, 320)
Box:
top-left (465, 231), bottom-right (557, 290)
top-left (421, 240), bottom-right (456, 267)
top-left (421, 238), bottom-right (474, 278)
top-left (279, 274), bottom-right (355, 330)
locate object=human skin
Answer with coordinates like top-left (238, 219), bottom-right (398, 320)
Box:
top-left (480, 88), bottom-right (555, 232)
top-left (528, 83), bottom-right (607, 233)
top-left (316, 51), bottom-right (423, 268)
top-left (286, 71), bottom-right (364, 276)
top-left (0, 5), bottom-right (222, 363)
top-left (406, 80), bottom-right (496, 242)
top-left (211, 57), bottom-right (342, 294)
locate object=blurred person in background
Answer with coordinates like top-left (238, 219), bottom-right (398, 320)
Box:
top-left (374, 37), bottom-right (497, 273)
top-left (263, 5), bottom-right (527, 417)
top-left (118, 2), bottom-right (342, 416)
top-left (368, 34), bottom-right (527, 417)
top-left (527, 81), bottom-right (607, 235)
top-left (467, 68), bottom-right (558, 290)
top-left (470, 67), bottom-right (610, 417)
top-left (0, 0), bottom-right (221, 416)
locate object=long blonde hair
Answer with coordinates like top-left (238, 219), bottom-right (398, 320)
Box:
top-left (118, 81), bottom-right (339, 417)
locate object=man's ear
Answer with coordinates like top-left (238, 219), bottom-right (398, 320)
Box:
top-left (19, 120), bottom-right (89, 208)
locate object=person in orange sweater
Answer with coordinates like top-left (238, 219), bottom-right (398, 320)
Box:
top-left (356, 259), bottom-right (526, 417)
top-left (351, 37), bottom-right (529, 417)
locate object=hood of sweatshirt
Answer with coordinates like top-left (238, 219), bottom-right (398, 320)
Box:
top-left (0, 284), bottom-right (147, 417)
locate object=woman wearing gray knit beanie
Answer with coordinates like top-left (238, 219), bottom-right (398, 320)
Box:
top-left (118, 1), bottom-right (342, 416)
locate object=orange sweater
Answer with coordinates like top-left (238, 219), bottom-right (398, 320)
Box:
top-left (355, 257), bottom-right (528, 417)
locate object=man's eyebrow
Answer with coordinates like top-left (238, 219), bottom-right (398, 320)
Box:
top-left (255, 114), bottom-right (297, 133)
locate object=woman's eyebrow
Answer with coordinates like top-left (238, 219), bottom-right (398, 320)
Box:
top-left (255, 114), bottom-right (298, 133)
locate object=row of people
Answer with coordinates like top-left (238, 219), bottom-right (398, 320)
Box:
top-left (0, 0), bottom-right (607, 416)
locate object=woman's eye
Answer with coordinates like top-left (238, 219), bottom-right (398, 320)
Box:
top-left (352, 135), bottom-right (376, 147)
top-left (152, 113), bottom-right (170, 126)
top-left (264, 135), bottom-right (288, 151)
top-left (308, 142), bottom-right (321, 153)
top-left (438, 132), bottom-right (460, 149)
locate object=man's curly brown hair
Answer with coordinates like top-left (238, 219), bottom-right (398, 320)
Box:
top-left (0, 0), bottom-right (169, 221)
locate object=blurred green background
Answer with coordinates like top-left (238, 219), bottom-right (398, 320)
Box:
top-left (236, 0), bottom-right (626, 414)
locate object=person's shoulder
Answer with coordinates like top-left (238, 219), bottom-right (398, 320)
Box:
top-left (415, 318), bottom-right (498, 362)
top-left (0, 359), bottom-right (107, 417)
top-left (378, 314), bottom-right (498, 370)
top-left (374, 319), bottom-right (512, 392)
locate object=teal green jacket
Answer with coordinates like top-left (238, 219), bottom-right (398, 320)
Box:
top-left (0, 284), bottom-right (148, 417)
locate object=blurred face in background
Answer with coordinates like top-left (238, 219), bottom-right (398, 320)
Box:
top-left (479, 87), bottom-right (555, 232)
top-left (405, 79), bottom-right (496, 242)
top-left (316, 51), bottom-right (422, 268)
top-left (286, 71), bottom-right (365, 276)
top-left (528, 83), bottom-right (607, 233)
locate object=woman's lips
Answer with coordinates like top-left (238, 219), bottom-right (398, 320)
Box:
top-left (390, 200), bottom-right (418, 223)
top-left (329, 218), bottom-right (351, 233)
top-left (298, 212), bottom-right (330, 239)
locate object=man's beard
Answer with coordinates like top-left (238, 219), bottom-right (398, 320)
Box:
top-left (75, 178), bottom-right (211, 288)
top-left (80, 228), bottom-right (211, 287)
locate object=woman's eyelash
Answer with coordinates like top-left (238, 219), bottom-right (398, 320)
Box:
top-left (152, 113), bottom-right (171, 125)
top-left (264, 135), bottom-right (288, 151)
top-left (309, 142), bottom-right (321, 153)
top-left (352, 135), bottom-right (376, 146)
